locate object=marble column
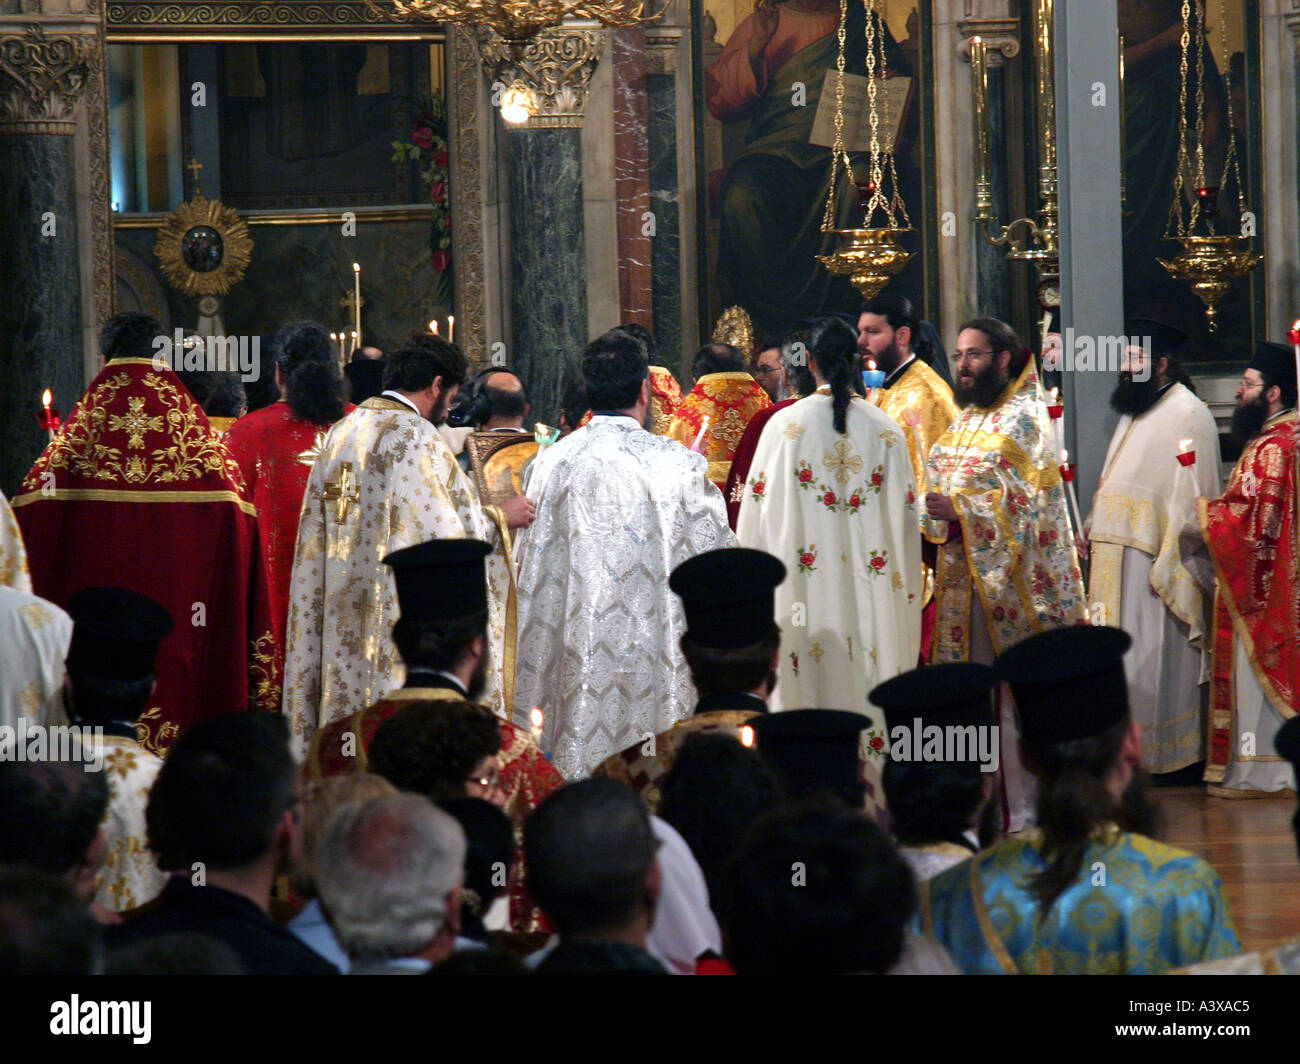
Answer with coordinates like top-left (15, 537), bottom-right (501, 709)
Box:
top-left (507, 128), bottom-right (588, 424)
top-left (0, 23), bottom-right (91, 497)
top-left (612, 27), bottom-right (653, 328)
top-left (647, 63), bottom-right (684, 375)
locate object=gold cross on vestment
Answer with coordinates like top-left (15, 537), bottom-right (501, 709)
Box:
top-left (824, 438), bottom-right (864, 486)
top-left (323, 462), bottom-right (359, 522)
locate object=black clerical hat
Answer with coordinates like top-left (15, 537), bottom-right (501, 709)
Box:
top-left (995, 625), bottom-right (1131, 745)
top-left (868, 663), bottom-right (997, 741)
top-left (1275, 716), bottom-right (1300, 769)
top-left (1127, 316), bottom-right (1189, 358)
top-left (383, 538), bottom-right (492, 624)
top-left (65, 586), bottom-right (173, 683)
top-left (1249, 341), bottom-right (1297, 395)
top-left (345, 357), bottom-right (386, 403)
top-left (669, 548), bottom-right (785, 649)
top-left (749, 709), bottom-right (868, 804)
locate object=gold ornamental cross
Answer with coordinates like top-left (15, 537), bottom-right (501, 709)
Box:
top-left (824, 438), bottom-right (864, 486)
top-left (323, 461), bottom-right (359, 522)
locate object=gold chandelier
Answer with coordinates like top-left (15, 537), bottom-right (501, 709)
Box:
top-left (817, 0), bottom-right (912, 299)
top-left (1156, 0), bottom-right (1259, 328)
top-left (364, 0), bottom-right (662, 47)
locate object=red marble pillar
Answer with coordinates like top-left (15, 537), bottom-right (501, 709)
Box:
top-left (612, 27), bottom-right (654, 328)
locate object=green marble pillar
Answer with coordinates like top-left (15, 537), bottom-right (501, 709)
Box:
top-left (0, 24), bottom-right (91, 498)
top-left (507, 128), bottom-right (588, 425)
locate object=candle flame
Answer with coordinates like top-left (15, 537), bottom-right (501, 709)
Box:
top-left (41, 389), bottom-right (52, 407)
top-left (866, 358), bottom-right (877, 371)
top-left (1292, 318), bottom-right (1300, 331)
top-left (352, 262), bottom-right (360, 273)
top-left (1049, 387), bottom-right (1059, 402)
top-left (1178, 438), bottom-right (1193, 453)
top-left (429, 320), bottom-right (439, 334)
top-left (740, 725), bottom-right (755, 748)
top-left (1061, 449), bottom-right (1069, 464)
top-left (529, 708), bottom-right (544, 728)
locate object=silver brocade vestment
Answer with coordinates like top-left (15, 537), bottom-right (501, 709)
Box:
top-left (513, 415), bottom-right (735, 778)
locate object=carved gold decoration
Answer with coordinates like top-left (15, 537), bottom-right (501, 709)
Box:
top-left (475, 26), bottom-right (603, 129)
top-left (87, 12), bottom-right (116, 329)
top-left (107, 2), bottom-right (400, 34)
top-left (449, 25), bottom-right (487, 363)
top-left (711, 305), bottom-right (754, 354)
top-left (817, 227), bottom-right (912, 301)
top-left (366, 0), bottom-right (660, 48)
top-left (153, 191), bottom-right (253, 296)
top-left (0, 24), bottom-right (93, 135)
top-left (1157, 236), bottom-right (1261, 330)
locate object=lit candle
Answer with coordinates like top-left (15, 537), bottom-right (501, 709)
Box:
top-left (534, 422), bottom-right (559, 448)
top-left (351, 330), bottom-right (359, 358)
top-left (740, 725), bottom-right (755, 749)
top-left (529, 707), bottom-right (544, 744)
top-left (39, 388), bottom-right (59, 441)
top-left (862, 357), bottom-right (885, 397)
top-left (447, 315), bottom-right (455, 344)
top-left (429, 319), bottom-right (439, 336)
top-left (1289, 319), bottom-right (1300, 408)
top-left (690, 414), bottom-right (711, 453)
top-left (1059, 448), bottom-right (1085, 541)
top-left (352, 262), bottom-right (362, 345)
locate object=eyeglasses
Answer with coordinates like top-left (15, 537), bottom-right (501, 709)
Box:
top-left (465, 770), bottom-right (502, 791)
top-left (753, 365), bottom-right (780, 377)
top-left (955, 349), bottom-right (995, 363)
top-left (1239, 378), bottom-right (1264, 392)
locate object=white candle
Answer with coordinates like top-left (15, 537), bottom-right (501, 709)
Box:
top-left (447, 315), bottom-right (455, 344)
top-left (429, 319), bottom-right (439, 335)
top-left (352, 263), bottom-right (362, 345)
top-left (690, 415), bottom-right (711, 453)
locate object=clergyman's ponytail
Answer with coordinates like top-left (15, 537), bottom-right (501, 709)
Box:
top-left (272, 320), bottom-right (347, 426)
top-left (808, 316), bottom-right (859, 434)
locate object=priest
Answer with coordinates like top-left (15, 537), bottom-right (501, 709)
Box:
top-left (0, 493), bottom-right (30, 591)
top-left (223, 320), bottom-right (353, 645)
top-left (1197, 341), bottom-right (1299, 797)
top-left (594, 547), bottom-right (784, 810)
top-left (1083, 320), bottom-right (1220, 776)
top-left (667, 342), bottom-right (772, 489)
top-left (282, 334), bottom-right (533, 759)
top-left (614, 324), bottom-right (684, 436)
top-left (305, 538), bottom-right (561, 931)
top-left (11, 312), bottom-right (281, 751)
top-left (923, 317), bottom-right (1087, 830)
top-left (514, 328), bottom-right (734, 778)
top-left (736, 316), bottom-right (921, 728)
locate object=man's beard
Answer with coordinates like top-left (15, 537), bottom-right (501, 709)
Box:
top-left (466, 654), bottom-right (487, 702)
top-left (430, 393), bottom-right (453, 426)
top-left (864, 336), bottom-right (903, 376)
top-left (1115, 767), bottom-right (1161, 839)
top-left (955, 362), bottom-right (1008, 409)
top-left (1230, 393), bottom-right (1270, 448)
top-left (1110, 373), bottom-right (1162, 416)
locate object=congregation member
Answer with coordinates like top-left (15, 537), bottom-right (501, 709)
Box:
top-left (870, 663), bottom-right (1001, 880)
top-left (1195, 341), bottom-right (1300, 797)
top-left (719, 797), bottom-right (958, 975)
top-left (594, 547), bottom-right (783, 809)
top-left (11, 312), bottom-right (281, 747)
top-left (316, 794), bottom-right (466, 975)
top-left (524, 779), bottom-right (667, 974)
top-left (737, 316), bottom-right (921, 721)
top-left (924, 316), bottom-right (1088, 831)
top-left (0, 869), bottom-right (103, 976)
top-left (109, 713), bottom-right (337, 975)
top-left (515, 329), bottom-right (733, 778)
top-left (223, 320), bottom-right (353, 644)
top-left (63, 587), bottom-right (173, 912)
top-left (288, 771), bottom-right (397, 972)
top-left (667, 341), bottom-right (772, 489)
top-left (922, 625), bottom-right (1240, 974)
top-left (438, 797), bottom-right (516, 946)
top-left (1083, 319), bottom-right (1220, 777)
top-left (282, 336), bottom-right (534, 756)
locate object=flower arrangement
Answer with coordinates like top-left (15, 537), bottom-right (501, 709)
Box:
top-left (393, 92), bottom-right (452, 289)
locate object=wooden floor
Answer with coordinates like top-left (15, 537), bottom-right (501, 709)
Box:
top-left (1154, 786), bottom-right (1300, 953)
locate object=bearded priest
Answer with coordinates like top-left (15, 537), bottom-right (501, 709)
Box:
top-left (282, 334), bottom-right (534, 760)
top-left (923, 317), bottom-right (1088, 831)
top-left (1083, 319), bottom-right (1220, 776)
top-left (1196, 341), bottom-right (1300, 797)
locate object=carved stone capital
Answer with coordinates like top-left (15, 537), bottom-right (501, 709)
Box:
top-left (476, 26), bottom-right (604, 130)
top-left (0, 23), bottom-right (92, 135)
top-left (956, 18), bottom-right (1021, 66)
